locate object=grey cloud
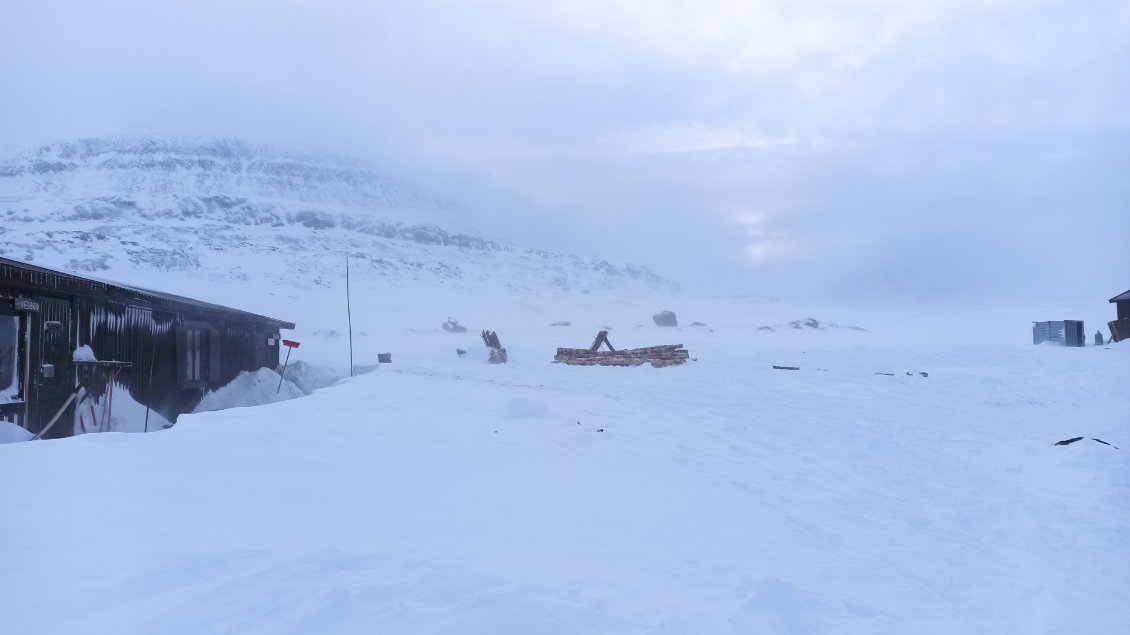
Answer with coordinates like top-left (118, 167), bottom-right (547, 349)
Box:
top-left (1, 0), bottom-right (1126, 302)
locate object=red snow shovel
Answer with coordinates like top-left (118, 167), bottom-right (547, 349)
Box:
top-left (277, 339), bottom-right (301, 393)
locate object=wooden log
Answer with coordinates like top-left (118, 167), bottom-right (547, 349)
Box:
top-left (589, 330), bottom-right (615, 352)
top-left (481, 330), bottom-right (502, 349)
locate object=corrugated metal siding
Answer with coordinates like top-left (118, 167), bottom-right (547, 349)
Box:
top-left (73, 298), bottom-right (285, 425)
top-left (3, 257), bottom-right (293, 438)
top-left (76, 299), bottom-right (182, 422)
top-left (1032, 320), bottom-right (1085, 347)
top-left (30, 296), bottom-right (75, 438)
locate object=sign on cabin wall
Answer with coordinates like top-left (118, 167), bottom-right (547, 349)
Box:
top-left (12, 297), bottom-right (40, 312)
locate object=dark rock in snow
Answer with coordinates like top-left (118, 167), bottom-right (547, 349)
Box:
top-left (550, 321), bottom-right (571, 327)
top-left (653, 310), bottom-right (678, 327)
top-left (442, 318), bottom-right (467, 333)
top-left (1055, 437), bottom-right (1084, 446)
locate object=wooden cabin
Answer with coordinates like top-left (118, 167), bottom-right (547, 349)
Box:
top-left (0, 257), bottom-right (294, 439)
top-left (1110, 289), bottom-right (1130, 343)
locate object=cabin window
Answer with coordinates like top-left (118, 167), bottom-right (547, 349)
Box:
top-left (184, 327), bottom-right (208, 384)
top-left (0, 315), bottom-right (19, 402)
top-left (176, 324), bottom-right (220, 387)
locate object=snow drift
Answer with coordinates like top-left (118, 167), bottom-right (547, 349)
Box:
top-left (2, 311), bottom-right (1127, 634)
top-left (193, 368), bottom-right (305, 414)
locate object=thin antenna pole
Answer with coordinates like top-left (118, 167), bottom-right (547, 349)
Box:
top-left (143, 336), bottom-right (156, 433)
top-left (346, 255), bottom-right (354, 377)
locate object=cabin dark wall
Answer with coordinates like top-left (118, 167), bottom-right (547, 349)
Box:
top-left (2, 257), bottom-right (291, 438)
top-left (30, 297), bottom-right (75, 439)
top-left (76, 298), bottom-right (283, 427)
top-left (2, 287), bottom-right (286, 438)
top-left (79, 300), bottom-right (181, 424)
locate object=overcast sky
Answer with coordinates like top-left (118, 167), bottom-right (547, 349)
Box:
top-left (2, 0), bottom-right (1127, 302)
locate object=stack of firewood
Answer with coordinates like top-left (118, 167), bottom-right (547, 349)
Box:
top-left (554, 344), bottom-right (689, 368)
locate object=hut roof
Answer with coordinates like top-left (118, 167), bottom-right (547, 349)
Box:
top-left (1110, 290), bottom-right (1130, 303)
top-left (0, 256), bottom-right (294, 329)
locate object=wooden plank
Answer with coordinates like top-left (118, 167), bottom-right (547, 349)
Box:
top-left (589, 330), bottom-right (615, 352)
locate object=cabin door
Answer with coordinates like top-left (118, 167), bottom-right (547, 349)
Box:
top-left (0, 308), bottom-right (28, 427)
top-left (28, 297), bottom-right (74, 439)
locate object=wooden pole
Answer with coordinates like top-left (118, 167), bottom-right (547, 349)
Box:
top-left (143, 337), bottom-right (156, 433)
top-left (31, 387), bottom-right (79, 440)
top-left (346, 255), bottom-right (354, 377)
top-left (276, 346), bottom-right (293, 393)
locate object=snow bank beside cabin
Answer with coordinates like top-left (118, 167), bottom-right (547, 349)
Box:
top-left (274, 359), bottom-right (345, 395)
top-left (0, 421), bottom-right (34, 444)
top-left (193, 368), bottom-right (304, 414)
top-left (100, 389), bottom-right (172, 433)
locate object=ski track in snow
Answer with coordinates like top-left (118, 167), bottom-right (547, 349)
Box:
top-left (2, 307), bottom-right (1128, 635)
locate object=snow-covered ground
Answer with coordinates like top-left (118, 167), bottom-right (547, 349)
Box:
top-left (2, 136), bottom-right (1126, 633)
top-left (2, 293), bottom-right (1127, 634)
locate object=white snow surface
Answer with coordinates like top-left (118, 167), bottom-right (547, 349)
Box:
top-left (0, 420), bottom-right (34, 444)
top-left (70, 380), bottom-right (173, 435)
top-left (2, 296), bottom-right (1128, 634)
top-left (193, 368), bottom-right (305, 414)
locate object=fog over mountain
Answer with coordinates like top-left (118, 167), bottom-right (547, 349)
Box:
top-left (1, 0), bottom-right (1127, 301)
top-left (0, 137), bottom-right (675, 295)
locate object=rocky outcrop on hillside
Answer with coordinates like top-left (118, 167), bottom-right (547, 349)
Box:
top-left (0, 137), bottom-right (678, 295)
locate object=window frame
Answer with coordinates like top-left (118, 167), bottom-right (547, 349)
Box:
top-left (177, 322), bottom-right (212, 389)
top-left (0, 311), bottom-right (27, 405)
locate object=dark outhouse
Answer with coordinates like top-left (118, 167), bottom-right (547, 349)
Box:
top-left (1032, 320), bottom-right (1085, 347)
top-left (1110, 290), bottom-right (1130, 343)
top-left (0, 257), bottom-right (294, 439)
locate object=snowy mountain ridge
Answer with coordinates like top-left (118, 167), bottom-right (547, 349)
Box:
top-left (0, 137), bottom-right (676, 299)
top-left (0, 137), bottom-right (455, 217)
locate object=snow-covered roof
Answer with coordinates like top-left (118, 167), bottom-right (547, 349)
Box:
top-left (1110, 289), bottom-right (1130, 303)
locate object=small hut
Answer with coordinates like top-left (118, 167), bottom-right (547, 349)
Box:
top-left (1032, 320), bottom-right (1085, 347)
